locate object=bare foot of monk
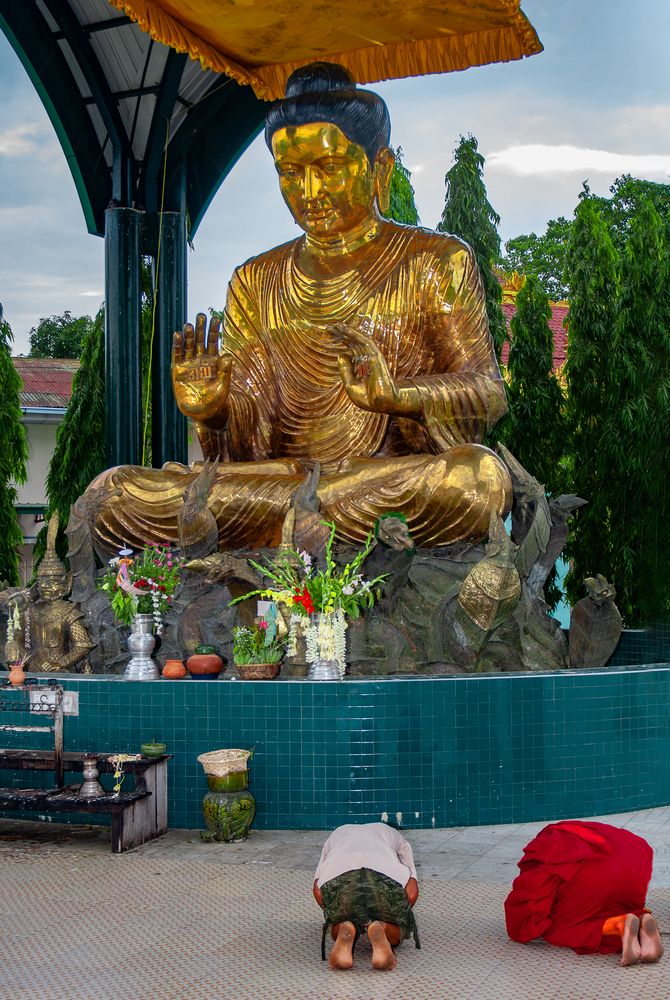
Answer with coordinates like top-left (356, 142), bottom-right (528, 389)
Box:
top-left (368, 921), bottom-right (397, 971)
top-left (620, 913), bottom-right (641, 966)
top-left (640, 913), bottom-right (664, 963)
top-left (329, 921), bottom-right (356, 970)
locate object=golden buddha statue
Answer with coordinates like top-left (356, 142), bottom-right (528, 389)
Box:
top-left (89, 62), bottom-right (511, 552)
top-left (5, 515), bottom-right (94, 672)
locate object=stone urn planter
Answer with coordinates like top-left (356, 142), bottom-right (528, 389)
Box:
top-left (197, 749), bottom-right (256, 843)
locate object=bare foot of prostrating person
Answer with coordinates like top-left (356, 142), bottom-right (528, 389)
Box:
top-left (620, 913), bottom-right (642, 966)
top-left (329, 921), bottom-right (356, 970)
top-left (368, 921), bottom-right (397, 971)
top-left (640, 913), bottom-right (664, 963)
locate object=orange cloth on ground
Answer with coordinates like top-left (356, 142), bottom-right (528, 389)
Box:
top-left (505, 822), bottom-right (653, 956)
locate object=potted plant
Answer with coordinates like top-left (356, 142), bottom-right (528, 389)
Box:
top-left (98, 544), bottom-right (183, 680)
top-left (232, 618), bottom-right (287, 680)
top-left (230, 523), bottom-right (387, 679)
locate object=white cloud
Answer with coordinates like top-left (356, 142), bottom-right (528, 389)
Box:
top-left (0, 122), bottom-right (45, 156)
top-left (488, 143), bottom-right (670, 177)
top-left (79, 289), bottom-right (103, 297)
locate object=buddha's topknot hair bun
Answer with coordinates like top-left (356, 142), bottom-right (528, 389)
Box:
top-left (265, 62), bottom-right (390, 165)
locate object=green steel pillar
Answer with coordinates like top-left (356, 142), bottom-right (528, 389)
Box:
top-left (104, 207), bottom-right (142, 467)
top-left (152, 210), bottom-right (188, 467)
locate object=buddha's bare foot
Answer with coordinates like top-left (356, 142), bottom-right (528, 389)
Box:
top-left (620, 913), bottom-right (641, 966)
top-left (368, 921), bottom-right (397, 971)
top-left (329, 921), bottom-right (356, 970)
top-left (640, 913), bottom-right (664, 963)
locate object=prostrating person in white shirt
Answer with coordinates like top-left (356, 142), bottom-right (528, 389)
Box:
top-left (313, 822), bottom-right (421, 971)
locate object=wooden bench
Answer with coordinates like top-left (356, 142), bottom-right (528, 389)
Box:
top-left (0, 750), bottom-right (170, 853)
top-left (0, 683), bottom-right (170, 852)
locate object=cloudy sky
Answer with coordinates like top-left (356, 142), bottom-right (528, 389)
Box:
top-left (1, 0), bottom-right (669, 354)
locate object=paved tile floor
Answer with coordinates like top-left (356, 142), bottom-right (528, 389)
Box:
top-left (2, 808), bottom-right (670, 999)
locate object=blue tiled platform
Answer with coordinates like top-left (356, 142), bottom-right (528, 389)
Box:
top-left (2, 663), bottom-right (669, 830)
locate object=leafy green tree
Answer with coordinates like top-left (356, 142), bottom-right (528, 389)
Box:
top-left (563, 196), bottom-right (619, 606)
top-left (0, 310), bottom-right (29, 585)
top-left (437, 135), bottom-right (507, 360)
top-left (501, 273), bottom-right (566, 494)
top-left (386, 146), bottom-right (420, 225)
top-left (501, 217), bottom-right (572, 301)
top-left (502, 177), bottom-right (670, 301)
top-left (28, 310), bottom-right (95, 359)
top-left (597, 199), bottom-right (670, 624)
top-left (592, 174), bottom-right (670, 256)
top-left (32, 309), bottom-right (106, 568)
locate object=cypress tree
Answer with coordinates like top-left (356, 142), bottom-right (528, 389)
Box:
top-left (564, 196), bottom-right (619, 606)
top-left (32, 308), bottom-right (106, 568)
top-left (501, 273), bottom-right (566, 493)
top-left (386, 146), bottom-right (420, 225)
top-left (436, 135), bottom-right (507, 360)
top-left (598, 199), bottom-right (670, 624)
top-left (0, 311), bottom-right (29, 585)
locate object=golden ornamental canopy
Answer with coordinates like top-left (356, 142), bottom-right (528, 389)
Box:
top-left (109, 0), bottom-right (542, 100)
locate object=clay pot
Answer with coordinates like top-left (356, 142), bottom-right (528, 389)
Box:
top-left (8, 662), bottom-right (26, 686)
top-left (162, 658), bottom-right (188, 679)
top-left (186, 645), bottom-right (224, 680)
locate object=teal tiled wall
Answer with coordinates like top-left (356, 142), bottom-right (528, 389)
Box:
top-left (1, 666), bottom-right (669, 830)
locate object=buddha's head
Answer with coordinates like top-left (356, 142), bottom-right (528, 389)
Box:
top-left (265, 63), bottom-right (394, 238)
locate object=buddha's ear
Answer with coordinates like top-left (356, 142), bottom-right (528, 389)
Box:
top-left (374, 147), bottom-right (395, 215)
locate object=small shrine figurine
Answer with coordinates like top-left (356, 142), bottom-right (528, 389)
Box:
top-left (4, 513), bottom-right (94, 672)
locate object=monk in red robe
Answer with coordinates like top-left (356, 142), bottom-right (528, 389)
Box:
top-left (505, 821), bottom-right (663, 966)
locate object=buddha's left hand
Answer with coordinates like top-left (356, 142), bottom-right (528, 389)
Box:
top-left (333, 325), bottom-right (421, 418)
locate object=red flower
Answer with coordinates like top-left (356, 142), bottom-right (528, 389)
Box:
top-left (258, 620), bottom-right (268, 630)
top-left (293, 587), bottom-right (314, 614)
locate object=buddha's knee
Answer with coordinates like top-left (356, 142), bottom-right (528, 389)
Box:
top-left (443, 444), bottom-right (512, 517)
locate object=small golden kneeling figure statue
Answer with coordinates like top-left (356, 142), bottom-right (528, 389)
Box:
top-left (4, 514), bottom-right (94, 673)
top-left (88, 61), bottom-right (512, 554)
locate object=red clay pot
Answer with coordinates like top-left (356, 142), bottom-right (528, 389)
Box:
top-left (162, 658), bottom-right (188, 679)
top-left (186, 646), bottom-right (224, 680)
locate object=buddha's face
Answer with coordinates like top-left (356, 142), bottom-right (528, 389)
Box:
top-left (272, 122), bottom-right (386, 237)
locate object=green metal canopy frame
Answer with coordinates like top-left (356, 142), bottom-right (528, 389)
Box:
top-left (0, 0), bottom-right (266, 468)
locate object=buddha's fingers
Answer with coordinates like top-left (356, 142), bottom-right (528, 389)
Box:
top-left (208, 316), bottom-right (221, 355)
top-left (172, 330), bottom-right (184, 364)
top-left (182, 322), bottom-right (196, 360)
top-left (195, 312), bottom-right (207, 356)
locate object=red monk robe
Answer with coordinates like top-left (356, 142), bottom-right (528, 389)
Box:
top-left (504, 821), bottom-right (653, 955)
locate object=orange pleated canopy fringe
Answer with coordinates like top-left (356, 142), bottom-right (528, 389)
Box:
top-left (108, 0), bottom-right (542, 100)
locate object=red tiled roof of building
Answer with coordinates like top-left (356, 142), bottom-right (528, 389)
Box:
top-left (13, 357), bottom-right (79, 409)
top-left (501, 302), bottom-right (568, 371)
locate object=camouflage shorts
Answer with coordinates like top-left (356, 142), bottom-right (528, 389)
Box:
top-left (319, 867), bottom-right (420, 959)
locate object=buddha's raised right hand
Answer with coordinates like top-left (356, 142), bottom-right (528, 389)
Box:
top-left (171, 313), bottom-right (232, 427)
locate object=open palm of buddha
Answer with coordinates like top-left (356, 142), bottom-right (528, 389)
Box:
top-left (91, 62), bottom-right (512, 553)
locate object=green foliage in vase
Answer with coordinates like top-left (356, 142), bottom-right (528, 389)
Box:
top-left (436, 135), bottom-right (507, 361)
top-left (230, 522), bottom-right (388, 619)
top-left (232, 621), bottom-right (287, 664)
top-left (563, 195), bottom-right (619, 609)
top-left (98, 543), bottom-right (183, 628)
top-left (385, 146), bottom-right (420, 225)
top-left (32, 308), bottom-right (106, 571)
top-left (0, 312), bottom-right (29, 586)
top-left (596, 198), bottom-right (670, 625)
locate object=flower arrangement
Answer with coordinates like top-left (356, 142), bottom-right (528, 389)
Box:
top-left (230, 523), bottom-right (387, 676)
top-left (98, 543), bottom-right (182, 634)
top-left (107, 753), bottom-right (141, 794)
top-left (232, 618), bottom-right (287, 665)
